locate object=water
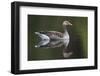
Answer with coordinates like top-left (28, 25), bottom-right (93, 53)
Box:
top-left (28, 15), bottom-right (88, 61)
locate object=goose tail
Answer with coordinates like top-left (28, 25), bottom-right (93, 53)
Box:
top-left (35, 32), bottom-right (50, 40)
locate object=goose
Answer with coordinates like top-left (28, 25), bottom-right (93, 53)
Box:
top-left (35, 20), bottom-right (72, 58)
top-left (35, 20), bottom-right (72, 42)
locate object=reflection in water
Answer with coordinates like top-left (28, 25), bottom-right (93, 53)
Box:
top-left (35, 38), bottom-right (72, 58)
top-left (34, 20), bottom-right (73, 58)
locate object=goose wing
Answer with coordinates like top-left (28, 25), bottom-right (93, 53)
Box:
top-left (38, 31), bottom-right (64, 39)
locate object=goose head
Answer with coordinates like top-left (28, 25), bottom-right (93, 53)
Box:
top-left (62, 20), bottom-right (72, 26)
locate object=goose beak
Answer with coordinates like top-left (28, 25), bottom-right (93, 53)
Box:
top-left (63, 21), bottom-right (72, 26)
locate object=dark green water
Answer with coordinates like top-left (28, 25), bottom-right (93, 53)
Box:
top-left (28, 15), bottom-right (88, 61)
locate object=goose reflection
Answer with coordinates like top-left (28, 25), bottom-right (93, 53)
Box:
top-left (34, 20), bottom-right (72, 58)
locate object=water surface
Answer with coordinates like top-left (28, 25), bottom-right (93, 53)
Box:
top-left (28, 15), bottom-right (88, 61)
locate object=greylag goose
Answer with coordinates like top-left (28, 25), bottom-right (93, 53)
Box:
top-left (35, 20), bottom-right (72, 42)
top-left (35, 20), bottom-right (72, 58)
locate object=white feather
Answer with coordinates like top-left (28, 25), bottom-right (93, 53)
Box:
top-left (35, 32), bottom-right (50, 40)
